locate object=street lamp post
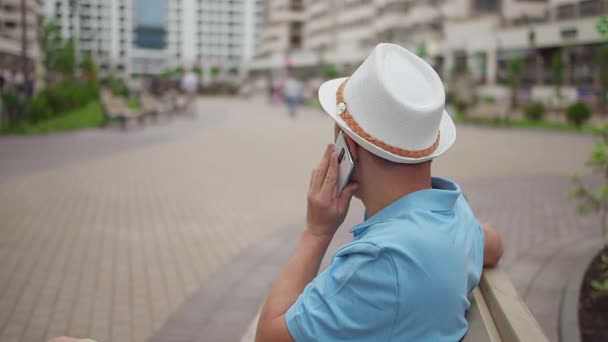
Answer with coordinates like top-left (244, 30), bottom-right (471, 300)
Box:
top-left (20, 0), bottom-right (30, 97)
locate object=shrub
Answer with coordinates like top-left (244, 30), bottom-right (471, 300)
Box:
top-left (74, 80), bottom-right (100, 104)
top-left (26, 94), bottom-right (53, 122)
top-left (455, 99), bottom-right (468, 115)
top-left (323, 65), bottom-right (339, 80)
top-left (483, 96), bottom-right (497, 104)
top-left (41, 80), bottom-right (100, 115)
top-left (105, 75), bottom-right (129, 98)
top-left (566, 101), bottom-right (592, 127)
top-left (446, 91), bottom-right (455, 105)
top-left (1, 92), bottom-right (27, 120)
top-left (523, 102), bottom-right (546, 122)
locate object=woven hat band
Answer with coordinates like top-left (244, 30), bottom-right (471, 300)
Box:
top-left (336, 78), bottom-right (440, 159)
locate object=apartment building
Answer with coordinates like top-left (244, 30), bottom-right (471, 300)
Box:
top-left (253, 0), bottom-right (449, 72)
top-left (443, 0), bottom-right (608, 104)
top-left (251, 0), bottom-right (308, 69)
top-left (46, 0), bottom-right (262, 79)
top-left (0, 0), bottom-right (44, 78)
top-left (253, 0), bottom-right (607, 106)
top-left (166, 0), bottom-right (263, 80)
top-left (47, 0), bottom-right (135, 75)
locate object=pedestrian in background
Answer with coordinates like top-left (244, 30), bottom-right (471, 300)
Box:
top-left (267, 76), bottom-right (274, 104)
top-left (284, 73), bottom-right (303, 118)
top-left (181, 69), bottom-right (199, 114)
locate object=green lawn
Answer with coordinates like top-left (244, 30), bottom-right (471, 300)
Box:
top-left (127, 99), bottom-right (140, 110)
top-left (306, 98), bottom-right (321, 109)
top-left (1, 101), bottom-right (105, 135)
top-left (454, 113), bottom-right (602, 135)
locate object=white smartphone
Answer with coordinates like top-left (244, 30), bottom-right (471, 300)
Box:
top-left (335, 131), bottom-right (355, 194)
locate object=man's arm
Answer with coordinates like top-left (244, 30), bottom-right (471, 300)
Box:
top-left (255, 145), bottom-right (358, 342)
top-left (481, 222), bottom-right (503, 267)
top-left (255, 231), bottom-right (331, 342)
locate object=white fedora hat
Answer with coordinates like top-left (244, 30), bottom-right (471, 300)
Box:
top-left (319, 43), bottom-right (456, 164)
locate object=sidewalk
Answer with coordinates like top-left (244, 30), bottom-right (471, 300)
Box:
top-left (0, 96), bottom-right (599, 342)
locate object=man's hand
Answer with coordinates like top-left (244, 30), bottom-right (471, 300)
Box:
top-left (307, 144), bottom-right (359, 240)
top-left (480, 221), bottom-right (503, 267)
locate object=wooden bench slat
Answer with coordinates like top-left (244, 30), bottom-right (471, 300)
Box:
top-left (480, 268), bottom-right (549, 342)
top-left (463, 288), bottom-right (502, 342)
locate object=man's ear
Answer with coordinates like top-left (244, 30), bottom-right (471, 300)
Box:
top-left (345, 135), bottom-right (359, 162)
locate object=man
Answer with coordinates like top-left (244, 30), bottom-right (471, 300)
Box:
top-left (181, 69), bottom-right (199, 113)
top-left (255, 43), bottom-right (503, 341)
top-left (283, 73), bottom-right (303, 117)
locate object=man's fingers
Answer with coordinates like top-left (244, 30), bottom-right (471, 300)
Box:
top-left (338, 182), bottom-right (359, 211)
top-left (309, 170), bottom-right (316, 189)
top-left (311, 144), bottom-right (333, 191)
top-left (320, 151), bottom-right (339, 197)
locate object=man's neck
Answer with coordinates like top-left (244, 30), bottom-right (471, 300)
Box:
top-left (362, 170), bottom-right (432, 219)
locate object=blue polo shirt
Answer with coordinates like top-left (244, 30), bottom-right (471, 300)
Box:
top-left (285, 177), bottom-right (485, 341)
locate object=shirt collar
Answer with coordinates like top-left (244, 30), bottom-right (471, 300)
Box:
top-left (350, 177), bottom-right (461, 237)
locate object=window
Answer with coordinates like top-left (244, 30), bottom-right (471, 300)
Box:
top-left (290, 0), bottom-right (303, 11)
top-left (557, 4), bottom-right (576, 19)
top-left (474, 0), bottom-right (500, 12)
top-left (579, 0), bottom-right (600, 17)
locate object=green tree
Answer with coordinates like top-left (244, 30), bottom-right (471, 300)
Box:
top-left (192, 66), bottom-right (203, 77)
top-left (507, 56), bottom-right (524, 111)
top-left (322, 65), bottom-right (338, 80)
top-left (41, 21), bottom-right (76, 80)
top-left (416, 41), bottom-right (428, 60)
top-left (572, 121), bottom-right (608, 293)
top-left (57, 38), bottom-right (77, 78)
top-left (41, 21), bottom-right (63, 85)
top-left (596, 15), bottom-right (608, 37)
top-left (551, 49), bottom-right (565, 102)
top-left (596, 44), bottom-right (608, 112)
top-left (81, 52), bottom-right (98, 80)
top-left (210, 66), bottom-right (221, 80)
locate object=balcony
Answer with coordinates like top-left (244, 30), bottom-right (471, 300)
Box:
top-left (551, 0), bottom-right (608, 20)
top-left (504, 0), bottom-right (549, 24)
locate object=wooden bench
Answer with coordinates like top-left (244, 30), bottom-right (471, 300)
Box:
top-left (140, 93), bottom-right (167, 121)
top-left (462, 268), bottom-right (549, 342)
top-left (101, 90), bottom-right (143, 130)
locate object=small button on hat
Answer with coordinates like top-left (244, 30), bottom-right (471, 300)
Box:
top-left (318, 43), bottom-right (456, 164)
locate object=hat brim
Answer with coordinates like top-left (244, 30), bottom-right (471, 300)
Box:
top-left (318, 77), bottom-right (456, 164)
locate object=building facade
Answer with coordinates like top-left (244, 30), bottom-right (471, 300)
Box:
top-left (444, 0), bottom-right (608, 104)
top-left (253, 0), bottom-right (450, 72)
top-left (253, 0), bottom-right (608, 104)
top-left (166, 0), bottom-right (263, 80)
top-left (46, 0), bottom-right (135, 75)
top-left (252, 0), bottom-right (308, 69)
top-left (46, 0), bottom-right (262, 79)
top-left (0, 0), bottom-right (45, 82)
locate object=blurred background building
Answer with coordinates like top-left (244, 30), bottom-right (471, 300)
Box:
top-left (46, 0), bottom-right (135, 75)
top-left (166, 0), bottom-right (263, 81)
top-left (0, 0), bottom-right (45, 83)
top-left (251, 0), bottom-right (608, 105)
top-left (44, 0), bottom-right (263, 80)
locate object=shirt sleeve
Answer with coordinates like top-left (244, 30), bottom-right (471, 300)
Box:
top-left (476, 222), bottom-right (486, 270)
top-left (285, 243), bottom-right (398, 342)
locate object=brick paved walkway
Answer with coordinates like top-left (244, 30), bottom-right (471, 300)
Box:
top-left (0, 96), bottom-right (599, 342)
